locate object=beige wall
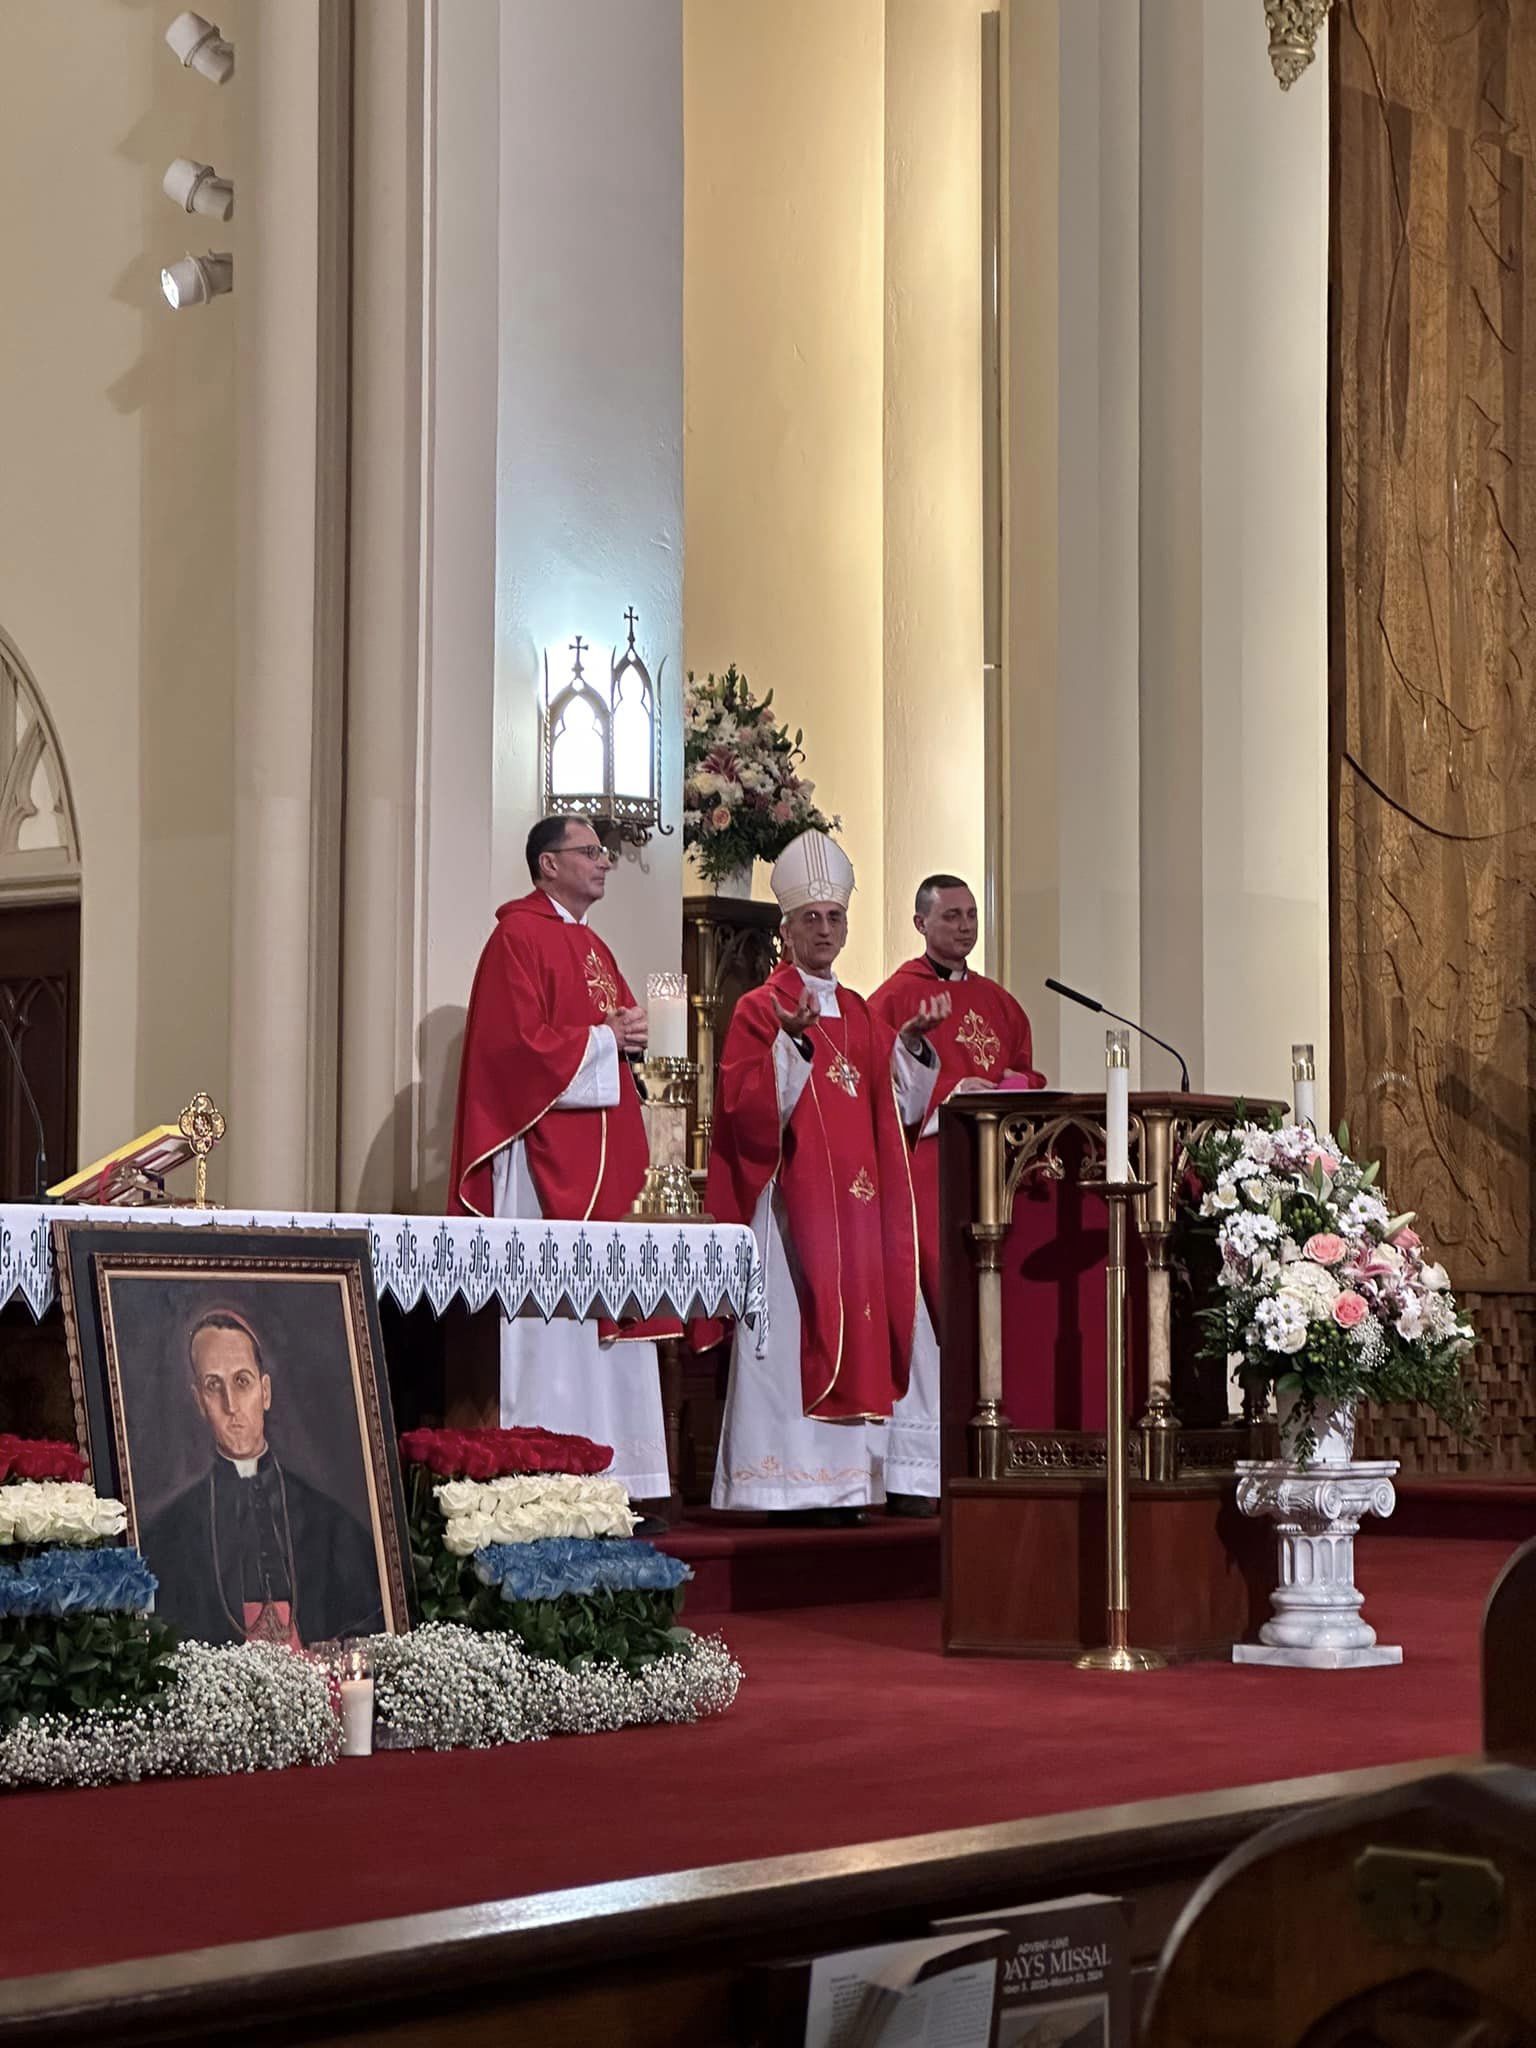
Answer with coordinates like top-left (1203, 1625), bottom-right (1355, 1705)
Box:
top-left (0, 2), bottom-right (240, 1189)
top-left (684, 0), bottom-right (988, 996)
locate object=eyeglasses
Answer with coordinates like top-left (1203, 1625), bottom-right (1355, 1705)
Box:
top-left (555, 840), bottom-right (609, 863)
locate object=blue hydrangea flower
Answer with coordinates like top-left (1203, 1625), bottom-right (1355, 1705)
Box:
top-left (471, 1536), bottom-right (691, 1602)
top-left (0, 1546), bottom-right (158, 1618)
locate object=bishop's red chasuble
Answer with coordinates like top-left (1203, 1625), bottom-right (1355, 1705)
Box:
top-left (868, 956), bottom-right (1046, 1318)
top-left (704, 964), bottom-right (920, 1423)
top-left (448, 891), bottom-right (647, 1222)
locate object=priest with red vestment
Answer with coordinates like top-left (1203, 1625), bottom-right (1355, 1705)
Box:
top-left (868, 873), bottom-right (1046, 1501)
top-left (447, 816), bottom-right (668, 1502)
top-left (705, 831), bottom-right (950, 1520)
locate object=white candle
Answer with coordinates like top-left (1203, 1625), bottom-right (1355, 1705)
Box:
top-left (646, 972), bottom-right (689, 1061)
top-left (1292, 1042), bottom-right (1317, 1132)
top-left (339, 1676), bottom-right (374, 1756)
top-left (1105, 1029), bottom-right (1130, 1183)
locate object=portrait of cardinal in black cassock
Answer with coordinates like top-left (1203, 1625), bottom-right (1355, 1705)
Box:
top-left (139, 1308), bottom-right (384, 1648)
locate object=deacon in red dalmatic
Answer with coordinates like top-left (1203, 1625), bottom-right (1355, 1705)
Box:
top-left (704, 830), bottom-right (948, 1521)
top-left (447, 816), bottom-right (668, 1503)
top-left (868, 874), bottom-right (1046, 1503)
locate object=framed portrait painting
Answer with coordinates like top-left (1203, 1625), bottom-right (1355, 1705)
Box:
top-left (53, 1223), bottom-right (413, 1649)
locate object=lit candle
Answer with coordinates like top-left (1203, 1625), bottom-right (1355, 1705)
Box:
top-left (1105, 1028), bottom-right (1130, 1182)
top-left (1291, 1042), bottom-right (1317, 1133)
top-left (646, 971), bottom-right (689, 1062)
top-left (338, 1648), bottom-right (374, 1757)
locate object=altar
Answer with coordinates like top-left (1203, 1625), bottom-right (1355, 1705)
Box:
top-left (0, 1203), bottom-right (764, 1505)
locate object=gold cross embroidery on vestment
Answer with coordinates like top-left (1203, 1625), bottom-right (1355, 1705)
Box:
top-left (584, 948), bottom-right (620, 1012)
top-left (955, 1008), bottom-right (1002, 1074)
top-left (849, 1167), bottom-right (876, 1203)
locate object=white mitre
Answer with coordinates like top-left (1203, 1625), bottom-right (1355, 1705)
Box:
top-left (771, 829), bottom-right (855, 913)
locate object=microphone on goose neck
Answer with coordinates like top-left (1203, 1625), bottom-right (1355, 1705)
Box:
top-left (1044, 977), bottom-right (1191, 1094)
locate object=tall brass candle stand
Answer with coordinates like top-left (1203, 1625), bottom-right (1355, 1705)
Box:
top-left (1075, 1174), bottom-right (1166, 1674)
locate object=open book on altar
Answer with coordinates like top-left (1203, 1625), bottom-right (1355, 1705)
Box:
top-left (47, 1126), bottom-right (196, 1206)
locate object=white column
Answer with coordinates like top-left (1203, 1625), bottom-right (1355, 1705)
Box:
top-left (339, 0), bottom-right (426, 1211)
top-left (1139, 0), bottom-right (1330, 1102)
top-left (1002, 0), bottom-right (1141, 1087)
top-left (227, 0), bottom-right (350, 1208)
top-left (413, 0), bottom-right (500, 1209)
top-left (496, 0), bottom-right (686, 994)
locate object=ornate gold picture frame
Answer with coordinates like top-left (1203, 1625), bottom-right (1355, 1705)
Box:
top-left (53, 1223), bottom-right (413, 1647)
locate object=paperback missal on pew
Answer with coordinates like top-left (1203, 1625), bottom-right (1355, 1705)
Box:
top-left (932, 1893), bottom-right (1130, 2048)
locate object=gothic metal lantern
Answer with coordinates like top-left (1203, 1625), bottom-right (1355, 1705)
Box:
top-left (542, 610), bottom-right (667, 848)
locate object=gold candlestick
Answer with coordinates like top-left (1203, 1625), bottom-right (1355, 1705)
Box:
top-left (179, 1092), bottom-right (227, 1208)
top-left (1075, 1177), bottom-right (1166, 1673)
top-left (632, 1057), bottom-right (705, 1220)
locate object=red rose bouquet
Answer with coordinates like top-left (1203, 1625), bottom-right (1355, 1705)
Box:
top-left (0, 1436), bottom-right (87, 1485)
top-left (397, 1426), bottom-right (613, 1481)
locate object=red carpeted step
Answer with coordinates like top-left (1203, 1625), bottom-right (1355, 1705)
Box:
top-left (656, 1512), bottom-right (940, 1614)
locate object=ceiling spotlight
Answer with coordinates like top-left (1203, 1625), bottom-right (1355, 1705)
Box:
top-left (165, 11), bottom-right (235, 84)
top-left (163, 158), bottom-right (234, 222)
top-left (161, 251), bottom-right (233, 311)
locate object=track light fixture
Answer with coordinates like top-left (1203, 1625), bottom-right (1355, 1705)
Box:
top-left (161, 251), bottom-right (233, 311)
top-left (164, 11), bottom-right (235, 85)
top-left (163, 158), bottom-right (235, 222)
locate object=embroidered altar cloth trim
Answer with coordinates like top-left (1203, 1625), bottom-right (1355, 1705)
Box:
top-left (0, 1205), bottom-right (765, 1329)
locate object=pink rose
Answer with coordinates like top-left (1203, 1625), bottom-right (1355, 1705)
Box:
top-left (709, 805), bottom-right (732, 830)
top-left (1307, 1151), bottom-right (1340, 1177)
top-left (1303, 1233), bottom-right (1346, 1267)
top-left (771, 800), bottom-right (793, 824)
top-left (1391, 1225), bottom-right (1421, 1250)
top-left (1333, 1291), bottom-right (1368, 1329)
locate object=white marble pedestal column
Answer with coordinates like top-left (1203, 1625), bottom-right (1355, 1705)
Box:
top-left (1232, 1459), bottom-right (1402, 1669)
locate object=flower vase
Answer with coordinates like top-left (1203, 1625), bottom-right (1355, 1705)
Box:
top-left (709, 863), bottom-right (754, 901)
top-left (1233, 1390), bottom-right (1402, 1669)
top-left (1275, 1389), bottom-right (1357, 1464)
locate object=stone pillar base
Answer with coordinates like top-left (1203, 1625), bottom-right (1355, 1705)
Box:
top-left (1232, 1457), bottom-right (1401, 1670)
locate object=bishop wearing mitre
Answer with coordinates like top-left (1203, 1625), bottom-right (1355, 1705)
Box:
top-left (447, 815), bottom-right (668, 1504)
top-left (868, 873), bottom-right (1045, 1502)
top-left (705, 831), bottom-right (951, 1521)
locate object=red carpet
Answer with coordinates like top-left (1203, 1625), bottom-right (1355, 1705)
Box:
top-left (657, 1510), bottom-right (941, 1612)
top-left (0, 1533), bottom-right (1508, 1983)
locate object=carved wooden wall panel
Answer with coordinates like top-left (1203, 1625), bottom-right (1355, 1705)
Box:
top-left (1332, 0), bottom-right (1536, 1294)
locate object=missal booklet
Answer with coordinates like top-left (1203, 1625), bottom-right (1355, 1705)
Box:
top-left (745, 1929), bottom-right (1005, 2047)
top-left (931, 1894), bottom-right (1130, 2048)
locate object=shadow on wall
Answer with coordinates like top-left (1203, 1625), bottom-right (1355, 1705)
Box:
top-left (353, 1007), bottom-right (465, 1219)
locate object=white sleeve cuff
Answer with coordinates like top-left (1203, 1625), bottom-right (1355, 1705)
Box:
top-left (555, 1025), bottom-right (620, 1109)
top-left (773, 1031), bottom-right (814, 1125)
top-left (892, 1037), bottom-right (940, 1125)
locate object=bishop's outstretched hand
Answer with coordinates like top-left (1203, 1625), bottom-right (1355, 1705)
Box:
top-left (899, 993), bottom-right (952, 1045)
top-left (772, 988), bottom-right (821, 1040)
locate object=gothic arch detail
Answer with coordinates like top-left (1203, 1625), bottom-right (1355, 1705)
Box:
top-left (0, 627), bottom-right (80, 897)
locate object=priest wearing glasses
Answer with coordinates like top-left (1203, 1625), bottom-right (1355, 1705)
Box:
top-left (704, 830), bottom-right (950, 1523)
top-left (447, 815), bottom-right (668, 1506)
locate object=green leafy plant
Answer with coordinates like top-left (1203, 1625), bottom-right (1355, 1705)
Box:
top-left (0, 1611), bottom-right (178, 1729)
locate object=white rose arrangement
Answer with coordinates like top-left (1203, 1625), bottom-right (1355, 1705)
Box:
top-left (434, 1474), bottom-right (638, 1556)
top-left (0, 1482), bottom-right (128, 1548)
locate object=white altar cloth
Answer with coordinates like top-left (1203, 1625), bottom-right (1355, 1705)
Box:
top-left (0, 1204), bottom-right (764, 1330)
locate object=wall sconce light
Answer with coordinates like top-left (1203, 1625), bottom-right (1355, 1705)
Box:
top-left (543, 610), bottom-right (668, 848)
top-left (163, 158), bottom-right (235, 222)
top-left (165, 10), bottom-right (235, 84)
top-left (1264, 0), bottom-right (1334, 90)
top-left (161, 251), bottom-right (233, 310)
